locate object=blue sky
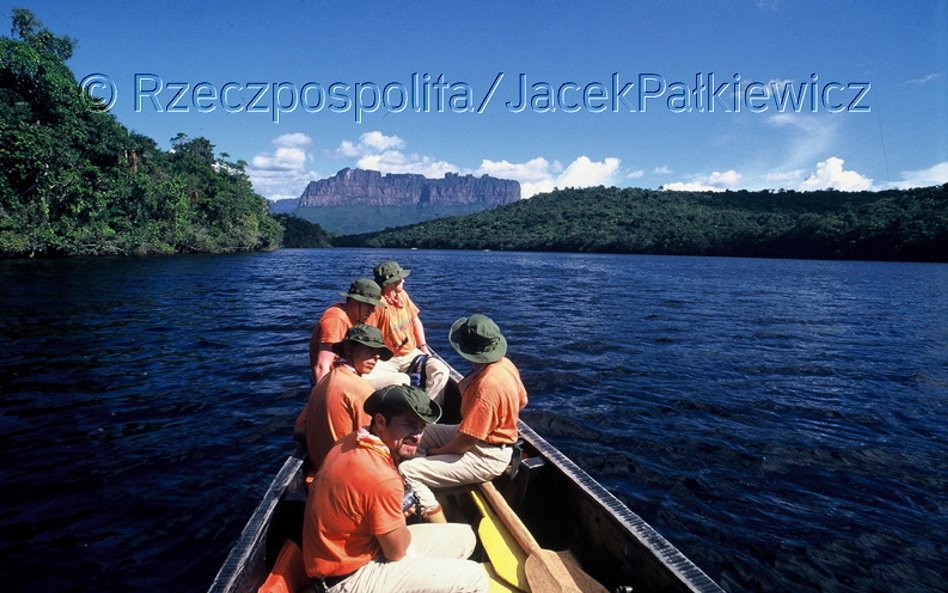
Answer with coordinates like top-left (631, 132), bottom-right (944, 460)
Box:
top-left (4, 1), bottom-right (946, 200)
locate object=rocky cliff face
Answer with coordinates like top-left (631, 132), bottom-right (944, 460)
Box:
top-left (297, 168), bottom-right (521, 207)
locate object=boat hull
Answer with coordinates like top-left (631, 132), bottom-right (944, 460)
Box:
top-left (208, 356), bottom-right (726, 593)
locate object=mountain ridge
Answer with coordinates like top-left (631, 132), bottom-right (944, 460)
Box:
top-left (299, 167), bottom-right (520, 207)
top-left (280, 168), bottom-right (520, 234)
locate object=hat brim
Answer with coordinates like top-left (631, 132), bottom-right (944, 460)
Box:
top-left (332, 338), bottom-right (393, 361)
top-left (378, 269), bottom-right (410, 287)
top-left (448, 317), bottom-right (507, 364)
top-left (340, 291), bottom-right (383, 306)
top-left (407, 399), bottom-right (441, 424)
top-left (364, 385), bottom-right (442, 424)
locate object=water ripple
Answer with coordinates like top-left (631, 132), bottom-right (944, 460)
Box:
top-left (1, 250), bottom-right (946, 593)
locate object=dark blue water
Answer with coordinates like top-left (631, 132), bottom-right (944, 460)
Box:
top-left (1, 249), bottom-right (946, 593)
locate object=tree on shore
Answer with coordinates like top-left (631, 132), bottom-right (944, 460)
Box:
top-left (337, 184), bottom-right (948, 262)
top-left (0, 9), bottom-right (282, 257)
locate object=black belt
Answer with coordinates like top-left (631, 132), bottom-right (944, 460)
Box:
top-left (313, 571), bottom-right (355, 591)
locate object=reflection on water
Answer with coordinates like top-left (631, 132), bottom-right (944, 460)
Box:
top-left (1, 250), bottom-right (946, 593)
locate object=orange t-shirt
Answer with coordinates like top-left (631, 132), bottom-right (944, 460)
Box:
top-left (308, 303), bottom-right (382, 375)
top-left (375, 290), bottom-right (420, 357)
top-left (303, 365), bottom-right (375, 470)
top-left (458, 357), bottom-right (528, 445)
top-left (303, 431), bottom-right (405, 578)
top-left (308, 303), bottom-right (352, 374)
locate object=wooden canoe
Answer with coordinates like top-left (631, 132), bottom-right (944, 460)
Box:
top-left (207, 359), bottom-right (726, 593)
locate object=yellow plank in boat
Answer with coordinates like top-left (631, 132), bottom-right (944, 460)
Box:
top-left (482, 562), bottom-right (526, 593)
top-left (470, 489), bottom-right (529, 592)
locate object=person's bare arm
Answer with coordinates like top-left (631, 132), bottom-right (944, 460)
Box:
top-left (412, 316), bottom-right (430, 354)
top-left (376, 524), bottom-right (411, 561)
top-left (314, 346), bottom-right (335, 383)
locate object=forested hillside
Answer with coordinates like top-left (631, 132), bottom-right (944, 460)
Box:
top-left (337, 185), bottom-right (948, 262)
top-left (0, 10), bottom-right (282, 257)
top-left (273, 214), bottom-right (332, 248)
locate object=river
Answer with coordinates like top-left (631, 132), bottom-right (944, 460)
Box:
top-left (1, 248), bottom-right (945, 592)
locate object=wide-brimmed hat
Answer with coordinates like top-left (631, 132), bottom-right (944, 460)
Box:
top-left (340, 278), bottom-right (383, 306)
top-left (332, 324), bottom-right (393, 360)
top-left (449, 314), bottom-right (507, 364)
top-left (364, 384), bottom-right (442, 424)
top-left (373, 260), bottom-right (410, 287)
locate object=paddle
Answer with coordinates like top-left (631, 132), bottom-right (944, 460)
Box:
top-left (470, 488), bottom-right (529, 591)
top-left (481, 562), bottom-right (525, 593)
top-left (478, 482), bottom-right (610, 593)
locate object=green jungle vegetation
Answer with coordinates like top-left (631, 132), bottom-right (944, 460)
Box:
top-left (273, 214), bottom-right (332, 248)
top-left (336, 184), bottom-right (948, 262)
top-left (0, 9), bottom-right (283, 257)
top-left (295, 203), bottom-right (506, 235)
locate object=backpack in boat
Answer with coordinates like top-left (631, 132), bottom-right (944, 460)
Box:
top-left (407, 354), bottom-right (429, 389)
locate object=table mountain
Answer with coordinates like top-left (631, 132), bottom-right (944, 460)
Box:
top-left (281, 168), bottom-right (520, 235)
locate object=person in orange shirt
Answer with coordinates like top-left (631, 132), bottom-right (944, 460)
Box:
top-left (399, 314), bottom-right (528, 523)
top-left (296, 324), bottom-right (392, 470)
top-left (308, 278), bottom-right (385, 385)
top-left (366, 260), bottom-right (449, 403)
top-left (303, 384), bottom-right (487, 593)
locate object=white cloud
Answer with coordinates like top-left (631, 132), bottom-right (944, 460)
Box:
top-left (247, 133), bottom-right (320, 201)
top-left (653, 165), bottom-right (672, 175)
top-left (708, 170), bottom-right (742, 186)
top-left (252, 133), bottom-right (314, 170)
top-left (880, 161), bottom-right (948, 189)
top-left (662, 169), bottom-right (743, 192)
top-left (335, 131), bottom-right (405, 157)
top-left (478, 157), bottom-right (559, 183)
top-left (646, 156), bottom-right (943, 194)
top-left (336, 140), bottom-right (361, 158)
top-left (334, 131), bottom-right (622, 198)
top-left (273, 132), bottom-right (313, 148)
top-left (251, 147), bottom-right (306, 171)
top-left (800, 156), bottom-right (873, 191)
top-left (558, 156), bottom-right (621, 189)
top-left (626, 169), bottom-right (645, 179)
top-left (333, 130), bottom-right (454, 178)
top-left (360, 130), bottom-right (405, 151)
top-left (662, 181), bottom-right (725, 192)
top-left (907, 73), bottom-right (940, 86)
top-left (356, 150), bottom-right (458, 179)
top-left (477, 155), bottom-right (621, 198)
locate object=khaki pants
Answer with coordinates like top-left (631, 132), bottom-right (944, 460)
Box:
top-left (365, 348), bottom-right (449, 404)
top-left (331, 523), bottom-right (487, 593)
top-left (399, 424), bottom-right (513, 512)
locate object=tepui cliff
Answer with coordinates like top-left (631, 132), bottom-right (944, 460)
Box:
top-left (297, 168), bottom-right (521, 207)
top-left (276, 168), bottom-right (521, 235)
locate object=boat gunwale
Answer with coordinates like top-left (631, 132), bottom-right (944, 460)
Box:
top-left (207, 351), bottom-right (727, 593)
top-left (207, 451), bottom-right (304, 593)
top-left (442, 350), bottom-right (725, 593)
top-left (515, 420), bottom-right (726, 593)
